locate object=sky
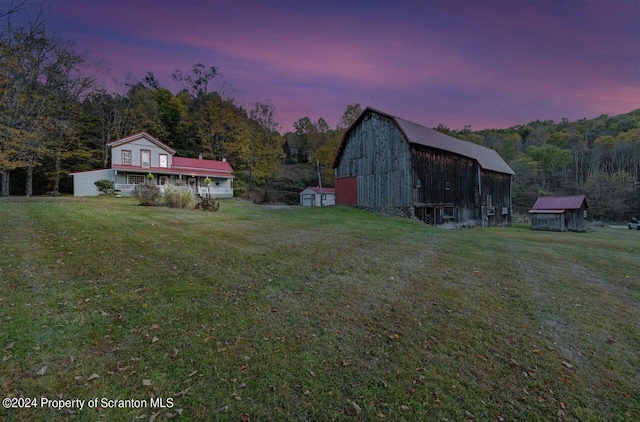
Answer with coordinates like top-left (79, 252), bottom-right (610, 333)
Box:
top-left (47, 0), bottom-right (639, 133)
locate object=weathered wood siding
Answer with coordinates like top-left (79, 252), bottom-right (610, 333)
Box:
top-left (480, 170), bottom-right (513, 227)
top-left (532, 206), bottom-right (587, 232)
top-left (531, 213), bottom-right (564, 231)
top-left (334, 112), bottom-right (412, 208)
top-left (565, 206), bottom-right (587, 231)
top-left (411, 145), bottom-right (481, 225)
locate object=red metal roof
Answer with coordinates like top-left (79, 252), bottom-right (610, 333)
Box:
top-left (172, 157), bottom-right (233, 172)
top-left (112, 164), bottom-right (233, 178)
top-left (530, 195), bottom-right (588, 211)
top-left (306, 186), bottom-right (335, 194)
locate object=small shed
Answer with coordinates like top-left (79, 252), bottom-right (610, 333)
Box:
top-left (528, 195), bottom-right (589, 232)
top-left (300, 187), bottom-right (336, 207)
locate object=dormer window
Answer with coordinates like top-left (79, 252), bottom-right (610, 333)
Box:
top-left (122, 150), bottom-right (132, 165)
top-left (141, 150), bottom-right (150, 168)
top-left (159, 154), bottom-right (168, 168)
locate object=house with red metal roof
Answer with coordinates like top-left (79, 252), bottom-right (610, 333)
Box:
top-left (528, 195), bottom-right (589, 232)
top-left (71, 133), bottom-right (234, 197)
top-left (299, 186), bottom-right (336, 207)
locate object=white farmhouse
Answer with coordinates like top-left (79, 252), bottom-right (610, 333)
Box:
top-left (71, 133), bottom-right (234, 197)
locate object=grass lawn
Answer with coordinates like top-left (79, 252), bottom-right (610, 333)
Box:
top-left (0, 197), bottom-right (638, 421)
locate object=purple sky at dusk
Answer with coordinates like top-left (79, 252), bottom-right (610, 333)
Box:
top-left (48, 0), bottom-right (639, 133)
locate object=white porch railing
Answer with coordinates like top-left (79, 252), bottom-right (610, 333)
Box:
top-left (114, 184), bottom-right (233, 197)
top-left (194, 186), bottom-right (233, 197)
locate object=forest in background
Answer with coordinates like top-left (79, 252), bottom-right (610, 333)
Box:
top-left (1, 2), bottom-right (639, 221)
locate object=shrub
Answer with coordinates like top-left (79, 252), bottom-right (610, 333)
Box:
top-left (164, 187), bottom-right (194, 208)
top-left (132, 184), bottom-right (160, 206)
top-left (197, 197), bottom-right (219, 211)
top-left (94, 179), bottom-right (114, 194)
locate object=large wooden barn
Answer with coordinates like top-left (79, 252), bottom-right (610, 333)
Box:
top-left (332, 108), bottom-right (515, 227)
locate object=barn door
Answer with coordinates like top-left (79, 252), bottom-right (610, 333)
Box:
top-left (335, 177), bottom-right (357, 205)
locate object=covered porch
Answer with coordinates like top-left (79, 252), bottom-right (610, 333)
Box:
top-left (114, 170), bottom-right (233, 198)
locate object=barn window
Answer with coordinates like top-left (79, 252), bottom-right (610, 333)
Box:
top-left (485, 194), bottom-right (493, 207)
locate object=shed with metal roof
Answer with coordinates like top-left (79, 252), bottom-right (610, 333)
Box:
top-left (528, 195), bottom-right (589, 232)
top-left (332, 107), bottom-right (514, 227)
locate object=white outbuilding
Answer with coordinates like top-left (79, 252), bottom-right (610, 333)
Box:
top-left (299, 186), bottom-right (335, 207)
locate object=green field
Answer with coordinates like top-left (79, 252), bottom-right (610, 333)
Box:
top-left (0, 197), bottom-right (638, 421)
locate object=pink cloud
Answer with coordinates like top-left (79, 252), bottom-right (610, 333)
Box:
top-left (50, 0), bottom-right (639, 132)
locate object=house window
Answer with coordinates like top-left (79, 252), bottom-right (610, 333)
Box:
top-left (127, 174), bottom-right (146, 185)
top-left (141, 150), bottom-right (150, 168)
top-left (122, 150), bottom-right (132, 165)
top-left (159, 154), bottom-right (168, 168)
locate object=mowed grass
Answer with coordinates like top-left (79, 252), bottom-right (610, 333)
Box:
top-left (0, 197), bottom-right (638, 421)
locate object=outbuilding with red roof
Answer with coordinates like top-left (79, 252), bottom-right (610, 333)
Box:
top-left (528, 195), bottom-right (589, 232)
top-left (299, 186), bottom-right (336, 207)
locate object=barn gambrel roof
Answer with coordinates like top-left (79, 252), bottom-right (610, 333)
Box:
top-left (333, 107), bottom-right (515, 175)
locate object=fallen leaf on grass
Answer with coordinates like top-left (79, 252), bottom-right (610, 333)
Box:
top-left (509, 358), bottom-right (520, 368)
top-left (142, 379), bottom-right (152, 386)
top-left (4, 341), bottom-right (15, 351)
top-left (2, 355), bottom-right (10, 362)
top-left (465, 409), bottom-right (475, 419)
top-left (36, 366), bottom-right (48, 375)
top-left (606, 336), bottom-right (616, 344)
top-left (561, 361), bottom-right (573, 369)
top-left (87, 373), bottom-right (99, 381)
top-left (240, 413), bottom-right (250, 421)
top-left (164, 408), bottom-right (182, 418)
top-left (151, 336), bottom-right (159, 344)
top-left (174, 386), bottom-right (192, 397)
top-left (351, 401), bottom-right (362, 415)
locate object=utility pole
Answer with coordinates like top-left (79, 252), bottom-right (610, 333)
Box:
top-left (316, 159), bottom-right (323, 207)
